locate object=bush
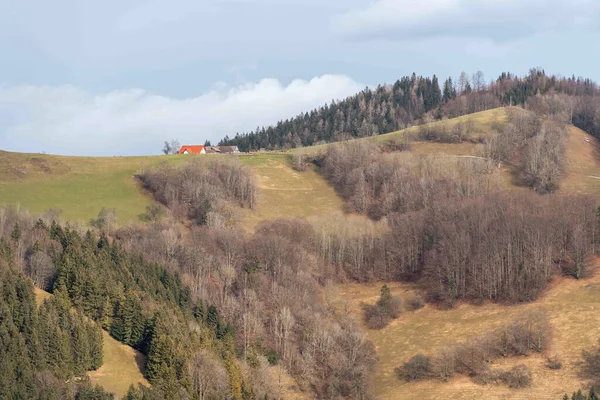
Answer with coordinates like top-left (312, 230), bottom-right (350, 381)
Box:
top-left (363, 285), bottom-right (403, 329)
top-left (363, 303), bottom-right (391, 330)
top-left (546, 354), bottom-right (562, 370)
top-left (407, 295), bottom-right (425, 311)
top-left (291, 154), bottom-right (309, 172)
top-left (581, 339), bottom-right (600, 387)
top-left (498, 364), bottom-right (532, 388)
top-left (431, 348), bottom-right (456, 381)
top-left (396, 354), bottom-right (432, 382)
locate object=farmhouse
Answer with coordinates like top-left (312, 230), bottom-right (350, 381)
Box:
top-left (205, 146), bottom-right (221, 154)
top-left (178, 145), bottom-right (206, 155)
top-left (177, 145), bottom-right (240, 155)
top-left (219, 146), bottom-right (240, 154)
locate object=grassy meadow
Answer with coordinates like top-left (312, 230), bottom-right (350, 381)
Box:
top-left (328, 268), bottom-right (600, 400)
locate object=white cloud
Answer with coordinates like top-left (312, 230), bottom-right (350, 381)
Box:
top-left (0, 75), bottom-right (363, 156)
top-left (331, 0), bottom-right (600, 41)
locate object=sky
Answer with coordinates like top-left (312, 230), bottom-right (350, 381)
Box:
top-left (1, 0), bottom-right (600, 156)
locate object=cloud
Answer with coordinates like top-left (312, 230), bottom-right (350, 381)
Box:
top-left (0, 75), bottom-right (363, 156)
top-left (331, 0), bottom-right (600, 41)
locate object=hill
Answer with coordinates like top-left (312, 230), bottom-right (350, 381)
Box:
top-left (295, 107), bottom-right (600, 198)
top-left (0, 151), bottom-right (177, 224)
top-left (220, 69), bottom-right (600, 152)
top-left (239, 154), bottom-right (344, 230)
top-left (2, 107), bottom-right (600, 229)
top-left (292, 107), bottom-right (508, 157)
top-left (328, 266), bottom-right (600, 399)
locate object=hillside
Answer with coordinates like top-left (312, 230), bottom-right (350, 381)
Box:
top-left (295, 107), bottom-right (600, 197)
top-left (5, 106), bottom-right (600, 399)
top-left (220, 70), bottom-right (600, 153)
top-left (238, 154), bottom-right (344, 230)
top-left (2, 107), bottom-right (598, 228)
top-left (292, 107), bottom-right (508, 157)
top-left (328, 266), bottom-right (600, 399)
top-left (0, 151), bottom-right (345, 229)
top-left (0, 151), bottom-right (177, 223)
top-left (34, 288), bottom-right (149, 398)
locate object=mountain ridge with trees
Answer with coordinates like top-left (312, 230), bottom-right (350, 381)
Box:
top-left (219, 69), bottom-right (600, 151)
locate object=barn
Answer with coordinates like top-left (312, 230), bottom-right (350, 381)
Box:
top-left (178, 145), bottom-right (206, 155)
top-left (219, 146), bottom-right (240, 154)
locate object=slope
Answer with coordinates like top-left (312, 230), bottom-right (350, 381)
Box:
top-left (34, 288), bottom-right (149, 397)
top-left (238, 154), bottom-right (345, 230)
top-left (293, 108), bottom-right (508, 157)
top-left (328, 266), bottom-right (600, 400)
top-left (0, 151), bottom-right (185, 224)
top-left (0, 150), bottom-right (346, 229)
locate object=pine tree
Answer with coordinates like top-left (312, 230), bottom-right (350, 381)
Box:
top-left (88, 323), bottom-right (103, 370)
top-left (10, 223), bottom-right (21, 242)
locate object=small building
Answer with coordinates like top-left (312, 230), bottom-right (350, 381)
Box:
top-left (218, 146), bottom-right (240, 154)
top-left (205, 146), bottom-right (221, 154)
top-left (178, 145), bottom-right (206, 155)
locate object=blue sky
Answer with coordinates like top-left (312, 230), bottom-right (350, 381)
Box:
top-left (1, 0), bottom-right (600, 155)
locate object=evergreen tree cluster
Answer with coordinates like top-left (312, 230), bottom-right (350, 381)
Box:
top-left (0, 239), bottom-right (109, 399)
top-left (43, 221), bottom-right (240, 398)
top-left (219, 68), bottom-right (600, 151)
top-left (564, 388), bottom-right (598, 400)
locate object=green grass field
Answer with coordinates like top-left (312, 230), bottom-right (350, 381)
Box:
top-left (0, 150), bottom-right (345, 230)
top-left (0, 151), bottom-right (187, 224)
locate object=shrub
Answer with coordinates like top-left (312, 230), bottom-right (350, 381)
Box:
top-left (581, 339), bottom-right (600, 387)
top-left (431, 348), bottom-right (456, 381)
top-left (291, 154), bottom-right (309, 172)
top-left (363, 303), bottom-right (390, 330)
top-left (498, 365), bottom-right (532, 388)
top-left (546, 354), bottom-right (563, 370)
top-left (396, 354), bottom-right (431, 382)
top-left (407, 295), bottom-right (425, 311)
top-left (363, 285), bottom-right (403, 329)
top-left (454, 340), bottom-right (488, 376)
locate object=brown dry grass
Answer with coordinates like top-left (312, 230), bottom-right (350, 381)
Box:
top-left (561, 125), bottom-right (600, 196)
top-left (328, 267), bottom-right (600, 400)
top-left (238, 154), bottom-right (345, 231)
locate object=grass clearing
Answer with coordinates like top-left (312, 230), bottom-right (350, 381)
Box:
top-left (34, 288), bottom-right (149, 397)
top-left (238, 153), bottom-right (345, 230)
top-left (88, 331), bottom-right (149, 397)
top-left (328, 267), bottom-right (600, 400)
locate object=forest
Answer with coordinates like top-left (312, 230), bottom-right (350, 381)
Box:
top-left (219, 69), bottom-right (600, 152)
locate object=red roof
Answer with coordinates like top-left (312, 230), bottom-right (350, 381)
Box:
top-left (178, 145), bottom-right (205, 154)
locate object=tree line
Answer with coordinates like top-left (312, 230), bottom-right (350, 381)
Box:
top-left (219, 68), bottom-right (600, 151)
